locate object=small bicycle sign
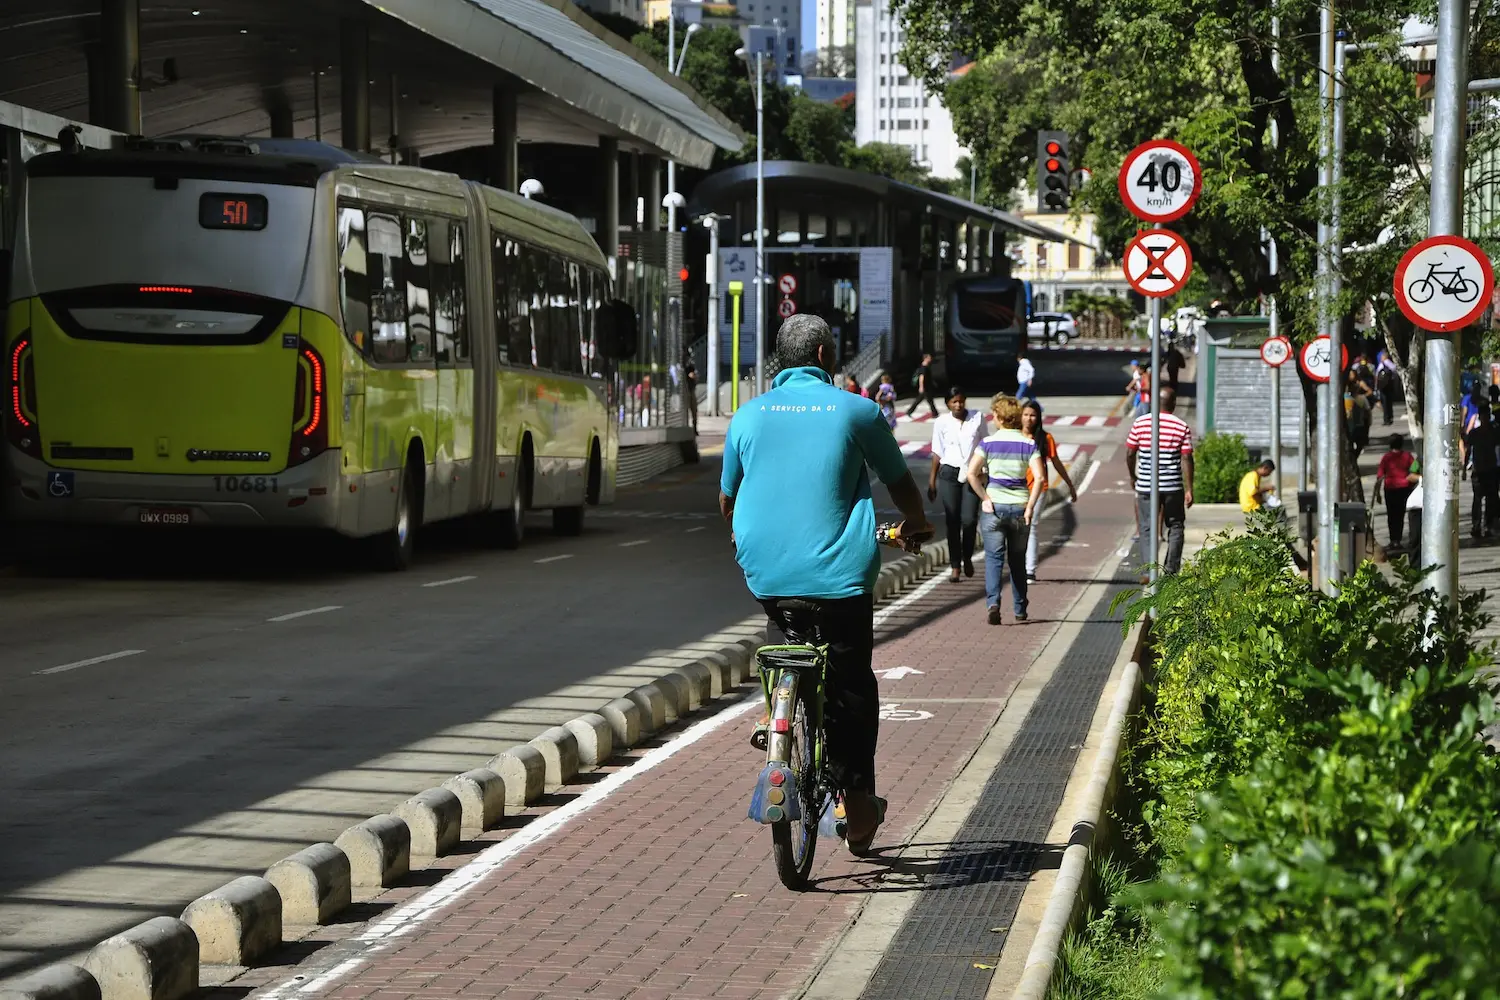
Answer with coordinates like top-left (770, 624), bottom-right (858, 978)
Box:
top-left (1394, 235), bottom-right (1494, 333)
top-left (1260, 336), bottom-right (1291, 368)
top-left (1298, 335), bottom-right (1347, 384)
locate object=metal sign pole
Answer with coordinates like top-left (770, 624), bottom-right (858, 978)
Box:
top-left (752, 52), bottom-right (767, 399)
top-left (729, 281), bottom-right (743, 413)
top-left (1269, 10), bottom-right (1283, 501)
top-left (1424, 0), bottom-right (1470, 605)
top-left (1149, 284), bottom-right (1162, 589)
top-left (1315, 0), bottom-right (1337, 594)
top-left (706, 217), bottom-right (721, 416)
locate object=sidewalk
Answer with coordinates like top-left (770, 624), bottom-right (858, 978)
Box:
top-left (221, 457), bottom-right (1141, 999)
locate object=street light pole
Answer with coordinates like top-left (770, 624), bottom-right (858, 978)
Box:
top-left (754, 50), bottom-right (766, 397)
top-left (1425, 0), bottom-right (1471, 605)
top-left (705, 213), bottom-right (722, 416)
top-left (665, 17), bottom-right (700, 235)
top-left (1316, 0), bottom-right (1337, 593)
top-left (1267, 10), bottom-right (1283, 501)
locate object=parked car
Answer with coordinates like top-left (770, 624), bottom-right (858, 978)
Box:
top-left (1027, 311), bottom-right (1077, 346)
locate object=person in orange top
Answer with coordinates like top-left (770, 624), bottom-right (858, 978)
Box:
top-left (1020, 399), bottom-right (1078, 583)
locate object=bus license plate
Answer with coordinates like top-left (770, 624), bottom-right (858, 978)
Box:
top-left (139, 507), bottom-right (191, 526)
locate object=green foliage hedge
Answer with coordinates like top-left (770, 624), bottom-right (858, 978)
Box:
top-left (1192, 431), bottom-right (1250, 505)
top-left (1058, 516), bottom-right (1500, 998)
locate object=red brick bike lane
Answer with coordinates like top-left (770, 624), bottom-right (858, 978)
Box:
top-left (239, 485), bottom-right (1136, 1000)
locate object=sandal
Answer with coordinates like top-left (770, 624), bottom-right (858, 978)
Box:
top-left (844, 794), bottom-right (887, 857)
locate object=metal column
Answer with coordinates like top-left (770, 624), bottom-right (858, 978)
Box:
top-left (645, 155), bottom-right (662, 232)
top-left (1148, 291), bottom-right (1162, 588)
top-left (1424, 0), bottom-right (1471, 604)
top-left (1316, 0), bottom-right (1337, 592)
top-left (753, 52), bottom-right (766, 397)
top-left (706, 216), bottom-right (722, 415)
top-left (1267, 10), bottom-right (1283, 499)
top-left (599, 137), bottom-right (621, 268)
top-left (339, 18), bottom-right (370, 153)
top-left (492, 86), bottom-right (518, 192)
top-left (96, 0), bottom-right (141, 134)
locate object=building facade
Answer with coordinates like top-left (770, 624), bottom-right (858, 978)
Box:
top-left (1009, 210), bottom-right (1130, 314)
top-left (576, 0), bottom-right (648, 25)
top-left (852, 0), bottom-right (966, 179)
top-left (738, 16), bottom-right (801, 79)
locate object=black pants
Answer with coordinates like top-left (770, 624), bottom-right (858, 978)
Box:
top-left (907, 391), bottom-right (938, 418)
top-left (937, 466), bottom-right (979, 569)
top-left (1473, 469), bottom-right (1500, 536)
top-left (1381, 391), bottom-right (1394, 425)
top-left (1384, 485), bottom-right (1413, 546)
top-left (760, 593), bottom-right (878, 796)
top-left (1136, 491), bottom-right (1187, 575)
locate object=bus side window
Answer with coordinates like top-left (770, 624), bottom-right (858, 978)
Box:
top-left (581, 268), bottom-right (598, 378)
top-left (549, 257), bottom-right (579, 375)
top-left (448, 223), bottom-right (468, 362)
top-left (404, 217), bottom-right (434, 363)
top-left (366, 211), bottom-right (408, 364)
top-left (429, 217), bottom-right (467, 365)
top-left (337, 204), bottom-right (370, 354)
top-left (492, 234), bottom-right (510, 365)
top-left (525, 245), bottom-right (552, 370)
top-left (503, 239), bottom-right (530, 367)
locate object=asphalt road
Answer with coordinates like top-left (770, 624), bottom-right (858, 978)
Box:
top-left (0, 360), bottom-right (1147, 983)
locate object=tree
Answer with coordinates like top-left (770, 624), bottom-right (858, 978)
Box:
top-left (843, 141), bottom-right (932, 184)
top-left (784, 92), bottom-right (855, 165)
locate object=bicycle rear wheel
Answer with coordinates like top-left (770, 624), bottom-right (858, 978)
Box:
top-left (771, 680), bottom-right (822, 890)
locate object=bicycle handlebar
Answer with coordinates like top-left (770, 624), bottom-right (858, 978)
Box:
top-left (877, 521), bottom-right (934, 553)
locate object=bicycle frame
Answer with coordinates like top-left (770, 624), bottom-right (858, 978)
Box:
top-left (745, 644), bottom-right (827, 825)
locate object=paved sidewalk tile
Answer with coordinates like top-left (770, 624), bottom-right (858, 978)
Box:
top-left (238, 468), bottom-right (1138, 1000)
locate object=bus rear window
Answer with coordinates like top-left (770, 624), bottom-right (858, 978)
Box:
top-left (200, 193), bottom-right (268, 230)
top-left (956, 287), bottom-right (1020, 331)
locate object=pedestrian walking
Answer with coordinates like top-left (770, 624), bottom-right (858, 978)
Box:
top-left (965, 395), bottom-right (1045, 625)
top-left (1465, 404), bottom-right (1499, 539)
top-left (906, 353), bottom-right (939, 418)
top-left (685, 360), bottom-right (699, 432)
top-left (1126, 387), bottom-right (1194, 582)
top-left (1015, 343), bottom-right (1037, 403)
top-left (1373, 434), bottom-right (1417, 550)
top-left (875, 374), bottom-right (899, 429)
top-left (1020, 399), bottom-right (1077, 583)
top-left (1405, 464), bottom-right (1424, 565)
top-left (1345, 383), bottom-right (1372, 461)
top-left (927, 387), bottom-right (988, 582)
top-left (1375, 352), bottom-right (1398, 426)
top-left (844, 375), bottom-right (868, 397)
top-left (1164, 343), bottom-right (1185, 391)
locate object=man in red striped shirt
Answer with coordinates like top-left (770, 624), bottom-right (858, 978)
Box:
top-left (1125, 387), bottom-right (1194, 579)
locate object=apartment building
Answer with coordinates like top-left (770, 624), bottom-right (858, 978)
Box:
top-left (1009, 209), bottom-right (1129, 313)
top-left (852, 0), bottom-right (965, 179)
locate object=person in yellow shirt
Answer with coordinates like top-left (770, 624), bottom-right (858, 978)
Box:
top-left (1239, 460), bottom-right (1277, 513)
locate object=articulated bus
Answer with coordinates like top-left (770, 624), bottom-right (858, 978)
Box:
top-left (2, 136), bottom-right (634, 569)
top-left (942, 272), bottom-right (1028, 382)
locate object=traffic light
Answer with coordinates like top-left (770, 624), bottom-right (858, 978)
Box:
top-left (1036, 131), bottom-right (1070, 213)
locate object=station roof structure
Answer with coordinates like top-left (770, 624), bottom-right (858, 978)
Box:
top-left (688, 160), bottom-right (1088, 244)
top-left (0, 0), bottom-right (744, 168)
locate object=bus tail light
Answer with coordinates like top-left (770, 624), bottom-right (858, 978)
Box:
top-left (287, 342), bottom-right (329, 468)
top-left (4, 333), bottom-right (41, 459)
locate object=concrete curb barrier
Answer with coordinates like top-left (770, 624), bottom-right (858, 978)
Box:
top-left (650, 674), bottom-right (690, 721)
top-left (394, 788), bottom-right (463, 861)
top-left (82, 916), bottom-right (197, 1000)
top-left (680, 661), bottom-right (713, 704)
top-left (0, 965), bottom-right (100, 1000)
top-left (488, 745), bottom-right (546, 806)
top-left (599, 697), bottom-right (643, 748)
top-left (625, 685), bottom-right (667, 733)
top-left (564, 714), bottom-right (613, 766)
top-left (442, 769), bottom-right (506, 836)
top-left (699, 651), bottom-right (732, 697)
top-left (180, 875), bottom-right (281, 966)
top-left (529, 727), bottom-right (581, 788)
top-left (721, 644), bottom-right (752, 684)
top-left (1011, 619), bottom-right (1149, 1000)
top-left (264, 843), bottom-right (350, 925)
top-left (335, 815), bottom-right (411, 889)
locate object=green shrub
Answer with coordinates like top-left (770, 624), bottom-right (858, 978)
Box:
top-left (1193, 431), bottom-right (1250, 503)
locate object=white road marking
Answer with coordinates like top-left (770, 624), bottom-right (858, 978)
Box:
top-left (267, 606), bottom-right (342, 623)
top-left (534, 554), bottom-right (573, 564)
top-left (685, 526), bottom-right (707, 533)
top-left (1076, 461), bottom-right (1102, 496)
top-left (35, 649), bottom-right (145, 676)
top-left (877, 666), bottom-right (925, 680)
top-left (899, 441), bottom-right (926, 456)
top-left (256, 552), bottom-right (962, 999)
top-left (619, 539), bottom-right (649, 548)
top-left (256, 691), bottom-right (764, 1000)
top-left (878, 702), bottom-right (934, 721)
top-left (422, 575), bottom-right (476, 588)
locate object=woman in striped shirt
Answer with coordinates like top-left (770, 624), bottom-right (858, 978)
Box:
top-left (966, 395), bottom-right (1046, 625)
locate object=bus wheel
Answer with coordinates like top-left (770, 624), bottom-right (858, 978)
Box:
top-left (494, 458), bottom-right (529, 550)
top-left (373, 463), bottom-right (420, 571)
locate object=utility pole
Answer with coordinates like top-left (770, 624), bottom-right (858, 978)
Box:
top-left (705, 214), bottom-right (722, 415)
top-left (1316, 0), bottom-right (1338, 593)
top-left (1267, 10), bottom-right (1283, 500)
top-left (754, 50), bottom-right (766, 397)
top-left (1424, 0), bottom-right (1470, 604)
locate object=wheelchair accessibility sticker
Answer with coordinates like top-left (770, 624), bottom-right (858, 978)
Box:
top-left (47, 471), bottom-right (75, 498)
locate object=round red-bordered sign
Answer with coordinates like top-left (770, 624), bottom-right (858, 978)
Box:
top-left (777, 298), bottom-right (798, 318)
top-left (1122, 229), bottom-right (1193, 298)
top-left (1117, 139), bottom-right (1203, 224)
top-left (1260, 336), bottom-right (1292, 368)
top-left (1393, 234), bottom-right (1494, 333)
top-left (1298, 336), bottom-right (1348, 384)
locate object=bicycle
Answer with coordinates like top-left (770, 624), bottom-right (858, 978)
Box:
top-left (1406, 260), bottom-right (1479, 304)
top-left (745, 521), bottom-right (930, 890)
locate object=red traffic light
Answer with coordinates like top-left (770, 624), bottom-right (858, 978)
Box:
top-left (1046, 158), bottom-right (1061, 172)
top-left (678, 268), bottom-right (690, 282)
top-left (1045, 140), bottom-right (1062, 155)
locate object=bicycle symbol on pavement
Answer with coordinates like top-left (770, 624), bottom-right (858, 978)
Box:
top-left (878, 703), bottom-right (933, 722)
top-left (1405, 253), bottom-right (1480, 305)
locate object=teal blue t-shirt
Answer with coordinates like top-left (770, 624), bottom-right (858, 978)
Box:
top-left (720, 366), bottom-right (911, 600)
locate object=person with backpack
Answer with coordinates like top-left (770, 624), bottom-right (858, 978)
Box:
top-left (906, 353), bottom-right (939, 418)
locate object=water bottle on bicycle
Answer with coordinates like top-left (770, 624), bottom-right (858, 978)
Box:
top-left (745, 519), bottom-right (932, 890)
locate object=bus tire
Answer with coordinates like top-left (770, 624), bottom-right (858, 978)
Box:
top-left (494, 457), bottom-right (529, 550)
top-left (373, 461), bottom-right (420, 571)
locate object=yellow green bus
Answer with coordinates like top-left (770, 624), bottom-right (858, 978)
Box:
top-left (3, 136), bottom-right (633, 569)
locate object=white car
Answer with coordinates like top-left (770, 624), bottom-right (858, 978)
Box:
top-left (1027, 311), bottom-right (1077, 346)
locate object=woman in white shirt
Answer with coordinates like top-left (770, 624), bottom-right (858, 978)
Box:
top-left (928, 387), bottom-right (990, 581)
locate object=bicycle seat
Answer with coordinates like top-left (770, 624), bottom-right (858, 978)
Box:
top-left (765, 598), bottom-right (827, 644)
top-left (769, 598), bottom-right (824, 615)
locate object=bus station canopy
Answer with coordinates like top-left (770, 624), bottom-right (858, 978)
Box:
top-left (0, 0), bottom-right (743, 168)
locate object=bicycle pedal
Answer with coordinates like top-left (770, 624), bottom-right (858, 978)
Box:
top-left (746, 764), bottom-right (800, 825)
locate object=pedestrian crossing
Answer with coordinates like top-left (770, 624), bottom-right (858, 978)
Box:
top-left (897, 412), bottom-right (1121, 428)
top-left (899, 440), bottom-right (1098, 463)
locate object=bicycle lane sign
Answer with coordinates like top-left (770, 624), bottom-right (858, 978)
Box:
top-left (1394, 234), bottom-right (1495, 333)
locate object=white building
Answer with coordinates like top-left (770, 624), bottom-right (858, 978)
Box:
top-left (574, 0), bottom-right (647, 24)
top-left (739, 18), bottom-right (801, 80)
top-left (853, 0), bottom-right (966, 179)
top-left (815, 0), bottom-right (855, 59)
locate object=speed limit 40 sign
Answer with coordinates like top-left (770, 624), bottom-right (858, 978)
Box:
top-left (1119, 139), bottom-right (1203, 223)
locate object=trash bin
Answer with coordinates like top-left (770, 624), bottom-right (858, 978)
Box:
top-left (1336, 502), bottom-right (1368, 578)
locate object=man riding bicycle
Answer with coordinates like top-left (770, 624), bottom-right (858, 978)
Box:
top-left (719, 314), bottom-right (934, 852)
